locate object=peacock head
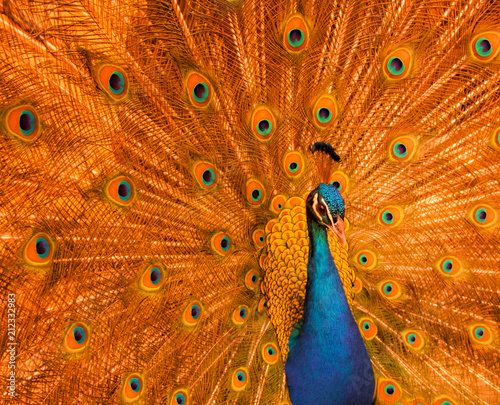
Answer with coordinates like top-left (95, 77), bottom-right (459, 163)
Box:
top-left (306, 183), bottom-right (346, 246)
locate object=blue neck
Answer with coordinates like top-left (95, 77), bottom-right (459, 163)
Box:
top-left (285, 219), bottom-right (375, 405)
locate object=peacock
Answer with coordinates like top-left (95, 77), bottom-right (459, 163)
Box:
top-left (1, 0), bottom-right (500, 403)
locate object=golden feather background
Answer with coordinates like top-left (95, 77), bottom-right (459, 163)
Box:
top-left (0, 0), bottom-right (499, 403)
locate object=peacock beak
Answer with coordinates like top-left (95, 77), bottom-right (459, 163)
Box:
top-left (325, 216), bottom-right (347, 248)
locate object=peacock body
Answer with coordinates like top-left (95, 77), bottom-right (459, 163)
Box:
top-left (1, 0), bottom-right (500, 404)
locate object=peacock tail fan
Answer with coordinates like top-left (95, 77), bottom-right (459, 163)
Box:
top-left (0, 0), bottom-right (499, 404)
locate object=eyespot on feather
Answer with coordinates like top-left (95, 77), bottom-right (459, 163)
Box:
top-left (252, 229), bottom-right (266, 249)
top-left (139, 264), bottom-right (165, 292)
top-left (193, 161), bottom-right (218, 189)
top-left (262, 342), bottom-right (279, 364)
top-left (329, 171), bottom-right (349, 195)
top-left (492, 126), bottom-right (500, 150)
top-left (433, 396), bottom-right (457, 405)
top-left (246, 179), bottom-right (266, 206)
top-left (258, 297), bottom-right (267, 312)
top-left (182, 301), bottom-right (203, 327)
top-left (270, 195), bottom-right (287, 214)
top-left (122, 373), bottom-right (145, 403)
top-left (359, 317), bottom-right (377, 340)
top-left (3, 105), bottom-right (41, 141)
top-left (468, 203), bottom-right (498, 228)
top-left (378, 280), bottom-right (402, 300)
top-left (97, 65), bottom-right (129, 100)
top-left (211, 232), bottom-right (233, 256)
top-left (245, 270), bottom-right (259, 289)
top-left (468, 323), bottom-right (494, 345)
top-left (63, 322), bottom-right (90, 353)
top-left (352, 277), bottom-right (363, 293)
top-left (283, 14), bottom-right (309, 53)
top-left (251, 107), bottom-right (276, 142)
top-left (436, 255), bottom-right (464, 277)
top-left (312, 95), bottom-right (338, 129)
top-left (283, 151), bottom-right (306, 178)
top-left (471, 32), bottom-right (500, 61)
top-left (389, 135), bottom-right (417, 162)
top-left (402, 329), bottom-right (425, 350)
top-left (105, 175), bottom-right (136, 206)
top-left (231, 367), bottom-right (249, 391)
top-left (354, 250), bottom-right (377, 270)
top-left (377, 206), bottom-right (404, 227)
top-left (378, 379), bottom-right (402, 403)
top-left (232, 305), bottom-right (249, 325)
top-left (171, 388), bottom-right (189, 405)
top-left (383, 47), bottom-right (413, 79)
top-left (23, 232), bottom-right (55, 267)
top-left (186, 71), bottom-right (212, 108)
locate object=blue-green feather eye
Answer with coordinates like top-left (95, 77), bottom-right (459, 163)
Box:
top-left (393, 142), bottom-right (407, 158)
top-left (19, 110), bottom-right (36, 136)
top-left (175, 393), bottom-right (186, 404)
top-left (109, 71), bottom-right (125, 95)
top-left (191, 304), bottom-right (201, 320)
top-left (387, 57), bottom-right (405, 76)
top-left (73, 326), bottom-right (86, 344)
top-left (193, 82), bottom-right (209, 103)
top-left (362, 321), bottom-right (370, 330)
top-left (442, 259), bottom-right (453, 273)
top-left (384, 384), bottom-right (395, 395)
top-left (256, 119), bottom-right (272, 136)
top-left (236, 371), bottom-right (246, 382)
top-left (474, 327), bottom-right (485, 339)
top-left (129, 377), bottom-right (141, 392)
top-left (118, 180), bottom-right (132, 201)
top-left (407, 333), bottom-right (416, 344)
top-left (475, 38), bottom-right (492, 57)
top-left (475, 208), bottom-right (487, 223)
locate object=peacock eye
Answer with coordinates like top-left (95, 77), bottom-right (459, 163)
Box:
top-left (317, 204), bottom-right (327, 215)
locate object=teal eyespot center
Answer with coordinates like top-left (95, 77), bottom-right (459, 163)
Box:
top-left (442, 259), bottom-right (453, 273)
top-left (278, 203), bottom-right (283, 209)
top-left (475, 208), bottom-right (487, 223)
top-left (382, 211), bottom-right (394, 224)
top-left (175, 393), bottom-right (186, 404)
top-left (475, 37), bottom-right (492, 56)
top-left (118, 181), bottom-right (132, 200)
top-left (363, 322), bottom-right (370, 330)
top-left (202, 168), bottom-right (215, 185)
top-left (220, 236), bottom-right (231, 251)
top-left (129, 378), bottom-right (141, 392)
top-left (150, 267), bottom-right (161, 285)
top-left (288, 161), bottom-right (299, 173)
top-left (474, 327), bottom-right (485, 339)
top-left (383, 283), bottom-right (393, 295)
top-left (388, 57), bottom-right (405, 76)
top-left (384, 384), bottom-right (395, 395)
top-left (191, 304), bottom-right (201, 319)
top-left (251, 189), bottom-right (262, 201)
top-left (267, 347), bottom-right (275, 355)
top-left (393, 142), bottom-right (407, 157)
top-left (407, 333), bottom-right (416, 343)
top-left (35, 237), bottom-right (50, 258)
top-left (73, 326), bottom-right (86, 343)
top-left (239, 307), bottom-right (247, 318)
top-left (193, 82), bottom-right (209, 102)
top-left (316, 107), bottom-right (331, 124)
top-left (19, 110), bottom-right (35, 135)
top-left (236, 371), bottom-right (246, 382)
top-left (257, 119), bottom-right (272, 136)
top-left (288, 29), bottom-right (305, 47)
top-left (109, 71), bottom-right (125, 94)
top-left (360, 255), bottom-right (368, 264)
